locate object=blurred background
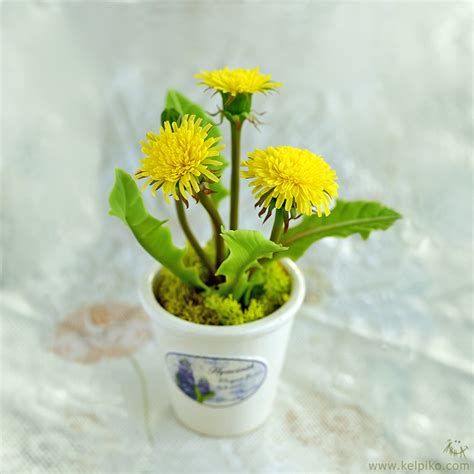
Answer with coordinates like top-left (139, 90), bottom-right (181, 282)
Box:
top-left (1, 1), bottom-right (472, 473)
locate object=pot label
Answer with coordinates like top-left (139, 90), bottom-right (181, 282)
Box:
top-left (165, 352), bottom-right (267, 407)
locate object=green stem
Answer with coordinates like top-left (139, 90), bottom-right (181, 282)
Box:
top-left (270, 208), bottom-right (284, 243)
top-left (128, 355), bottom-right (154, 445)
top-left (229, 121), bottom-right (242, 230)
top-left (199, 191), bottom-right (225, 268)
top-left (175, 200), bottom-right (214, 274)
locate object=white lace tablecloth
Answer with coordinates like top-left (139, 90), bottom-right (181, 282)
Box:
top-left (1, 2), bottom-right (472, 473)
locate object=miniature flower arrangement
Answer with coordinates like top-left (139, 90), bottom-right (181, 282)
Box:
top-left (109, 67), bottom-right (401, 436)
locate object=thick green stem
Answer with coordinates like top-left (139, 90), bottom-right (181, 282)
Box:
top-left (270, 208), bottom-right (284, 243)
top-left (229, 121), bottom-right (242, 230)
top-left (128, 355), bottom-right (154, 445)
top-left (175, 200), bottom-right (214, 274)
top-left (199, 191), bottom-right (225, 268)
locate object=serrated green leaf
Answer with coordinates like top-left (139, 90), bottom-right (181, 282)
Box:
top-left (109, 168), bottom-right (207, 289)
top-left (216, 230), bottom-right (287, 300)
top-left (165, 90), bottom-right (229, 206)
top-left (279, 200), bottom-right (402, 260)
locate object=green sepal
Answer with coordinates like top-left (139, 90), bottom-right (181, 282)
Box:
top-left (221, 92), bottom-right (252, 124)
top-left (216, 229), bottom-right (287, 300)
top-left (109, 168), bottom-right (207, 290)
top-left (279, 200), bottom-right (402, 260)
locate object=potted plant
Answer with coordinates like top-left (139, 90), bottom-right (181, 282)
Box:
top-left (109, 67), bottom-right (401, 436)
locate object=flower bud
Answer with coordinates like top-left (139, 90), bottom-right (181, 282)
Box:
top-left (221, 92), bottom-right (252, 123)
top-left (160, 108), bottom-right (181, 126)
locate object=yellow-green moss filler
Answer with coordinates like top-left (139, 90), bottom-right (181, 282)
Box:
top-left (155, 251), bottom-right (291, 326)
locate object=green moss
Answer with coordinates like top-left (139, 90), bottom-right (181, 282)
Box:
top-left (155, 257), bottom-right (291, 326)
top-left (204, 293), bottom-right (246, 326)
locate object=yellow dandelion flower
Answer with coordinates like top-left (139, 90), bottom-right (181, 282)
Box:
top-left (135, 115), bottom-right (224, 203)
top-left (242, 146), bottom-right (339, 217)
top-left (195, 67), bottom-right (282, 96)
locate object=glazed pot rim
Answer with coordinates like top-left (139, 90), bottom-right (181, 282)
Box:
top-left (139, 258), bottom-right (306, 339)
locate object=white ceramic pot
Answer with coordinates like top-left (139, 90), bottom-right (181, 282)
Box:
top-left (139, 259), bottom-right (305, 436)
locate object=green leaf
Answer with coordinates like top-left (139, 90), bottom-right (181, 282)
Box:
top-left (201, 391), bottom-right (216, 402)
top-left (109, 168), bottom-right (207, 290)
top-left (194, 385), bottom-right (216, 403)
top-left (280, 200), bottom-right (402, 260)
top-left (216, 230), bottom-right (287, 300)
top-left (241, 268), bottom-right (265, 306)
top-left (165, 89), bottom-right (229, 207)
top-left (194, 385), bottom-right (203, 403)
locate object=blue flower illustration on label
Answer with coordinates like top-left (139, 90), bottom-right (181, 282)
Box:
top-left (166, 353), bottom-right (267, 407)
top-left (175, 358), bottom-right (216, 403)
